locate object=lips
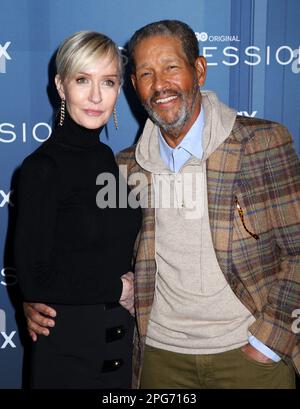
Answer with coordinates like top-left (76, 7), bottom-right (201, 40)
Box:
top-left (155, 95), bottom-right (178, 104)
top-left (151, 90), bottom-right (181, 107)
top-left (83, 109), bottom-right (103, 116)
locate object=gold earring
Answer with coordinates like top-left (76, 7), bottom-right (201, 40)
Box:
top-left (113, 107), bottom-right (118, 130)
top-left (59, 98), bottom-right (65, 126)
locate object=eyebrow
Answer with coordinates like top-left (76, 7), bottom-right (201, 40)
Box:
top-left (75, 72), bottom-right (119, 77)
top-left (135, 63), bottom-right (149, 71)
top-left (136, 57), bottom-right (182, 72)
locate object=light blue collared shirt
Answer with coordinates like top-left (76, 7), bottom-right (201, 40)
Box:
top-left (157, 106), bottom-right (281, 362)
top-left (248, 335), bottom-right (281, 362)
top-left (158, 108), bottom-right (204, 172)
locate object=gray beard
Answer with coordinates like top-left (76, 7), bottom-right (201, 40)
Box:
top-left (142, 81), bottom-right (199, 138)
top-left (143, 100), bottom-right (190, 137)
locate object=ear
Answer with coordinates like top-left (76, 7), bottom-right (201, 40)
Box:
top-left (195, 56), bottom-right (207, 87)
top-left (131, 73), bottom-right (137, 91)
top-left (55, 74), bottom-right (66, 99)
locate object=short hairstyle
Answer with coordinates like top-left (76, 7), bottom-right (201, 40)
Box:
top-left (128, 20), bottom-right (199, 72)
top-left (56, 31), bottom-right (123, 82)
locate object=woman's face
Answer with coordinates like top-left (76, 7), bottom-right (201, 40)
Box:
top-left (55, 55), bottom-right (120, 129)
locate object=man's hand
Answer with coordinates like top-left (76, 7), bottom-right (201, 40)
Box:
top-left (240, 343), bottom-right (273, 363)
top-left (23, 302), bottom-right (57, 341)
top-left (119, 271), bottom-right (135, 316)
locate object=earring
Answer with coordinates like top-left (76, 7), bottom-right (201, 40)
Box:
top-left (59, 98), bottom-right (65, 126)
top-left (113, 106), bottom-right (118, 130)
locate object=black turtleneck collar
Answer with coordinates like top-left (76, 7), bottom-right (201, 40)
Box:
top-left (52, 109), bottom-right (103, 148)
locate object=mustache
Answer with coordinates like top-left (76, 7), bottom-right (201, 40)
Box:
top-left (150, 89), bottom-right (182, 104)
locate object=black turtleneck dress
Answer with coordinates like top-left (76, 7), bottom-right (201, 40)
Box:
top-left (15, 113), bottom-right (141, 389)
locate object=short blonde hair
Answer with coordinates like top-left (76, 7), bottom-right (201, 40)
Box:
top-left (56, 31), bottom-right (123, 82)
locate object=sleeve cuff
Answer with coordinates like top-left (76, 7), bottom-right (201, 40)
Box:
top-left (248, 335), bottom-right (281, 362)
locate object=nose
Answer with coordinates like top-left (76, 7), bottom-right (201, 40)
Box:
top-left (151, 72), bottom-right (169, 93)
top-left (89, 83), bottom-right (102, 104)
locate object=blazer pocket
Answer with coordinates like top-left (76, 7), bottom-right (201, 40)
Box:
top-left (235, 196), bottom-right (259, 240)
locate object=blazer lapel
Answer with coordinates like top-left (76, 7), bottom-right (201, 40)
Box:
top-left (207, 136), bottom-right (244, 281)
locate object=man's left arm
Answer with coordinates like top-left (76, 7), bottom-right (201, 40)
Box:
top-left (249, 124), bottom-right (300, 366)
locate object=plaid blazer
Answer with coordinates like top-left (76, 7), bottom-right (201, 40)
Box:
top-left (116, 116), bottom-right (300, 387)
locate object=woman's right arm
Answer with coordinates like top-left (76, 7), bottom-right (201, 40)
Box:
top-left (15, 154), bottom-right (60, 302)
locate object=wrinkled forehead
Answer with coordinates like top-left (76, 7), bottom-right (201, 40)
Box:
top-left (133, 35), bottom-right (186, 68)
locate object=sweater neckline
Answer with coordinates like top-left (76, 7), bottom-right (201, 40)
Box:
top-left (53, 110), bottom-right (103, 148)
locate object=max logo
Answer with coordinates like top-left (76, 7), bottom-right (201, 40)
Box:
top-left (0, 190), bottom-right (13, 207)
top-left (237, 111), bottom-right (257, 117)
top-left (0, 42), bottom-right (11, 74)
top-left (1, 332), bottom-right (16, 348)
top-left (0, 309), bottom-right (16, 348)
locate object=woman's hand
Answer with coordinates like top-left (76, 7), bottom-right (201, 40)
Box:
top-left (23, 302), bottom-right (57, 341)
top-left (119, 271), bottom-right (135, 316)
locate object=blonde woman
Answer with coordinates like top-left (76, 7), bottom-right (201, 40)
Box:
top-left (15, 31), bottom-right (141, 388)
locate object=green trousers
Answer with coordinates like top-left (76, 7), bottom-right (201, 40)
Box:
top-left (140, 344), bottom-right (296, 389)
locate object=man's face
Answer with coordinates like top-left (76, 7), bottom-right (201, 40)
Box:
top-left (131, 35), bottom-right (206, 143)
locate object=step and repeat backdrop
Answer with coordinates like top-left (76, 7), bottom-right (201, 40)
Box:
top-left (1, 0), bottom-right (300, 388)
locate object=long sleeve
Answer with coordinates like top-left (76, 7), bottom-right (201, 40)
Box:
top-left (248, 124), bottom-right (300, 359)
top-left (15, 153), bottom-right (123, 304)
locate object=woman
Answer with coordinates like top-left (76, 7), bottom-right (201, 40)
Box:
top-left (15, 31), bottom-right (141, 389)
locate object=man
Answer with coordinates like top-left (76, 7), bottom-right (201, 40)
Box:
top-left (23, 20), bottom-right (300, 388)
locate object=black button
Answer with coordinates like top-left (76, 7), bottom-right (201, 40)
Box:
top-left (106, 325), bottom-right (126, 342)
top-left (101, 359), bottom-right (124, 372)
